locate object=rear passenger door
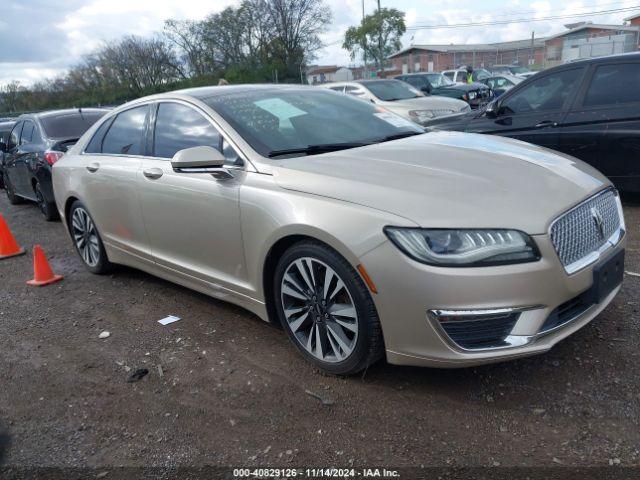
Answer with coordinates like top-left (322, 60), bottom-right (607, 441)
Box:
top-left (10, 121), bottom-right (34, 197)
top-left (559, 61), bottom-right (640, 188)
top-left (15, 120), bottom-right (41, 198)
top-left (137, 100), bottom-right (247, 290)
top-left (81, 104), bottom-right (152, 261)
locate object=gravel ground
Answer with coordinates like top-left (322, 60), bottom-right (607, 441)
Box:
top-left (0, 192), bottom-right (639, 471)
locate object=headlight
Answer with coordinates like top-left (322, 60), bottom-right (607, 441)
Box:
top-left (468, 91), bottom-right (477, 100)
top-left (408, 110), bottom-right (436, 123)
top-left (384, 227), bottom-right (540, 267)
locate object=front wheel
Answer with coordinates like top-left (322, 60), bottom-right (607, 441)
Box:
top-left (68, 200), bottom-right (113, 274)
top-left (274, 241), bottom-right (384, 375)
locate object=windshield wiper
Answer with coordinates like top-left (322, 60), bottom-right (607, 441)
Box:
top-left (267, 142), bottom-right (372, 158)
top-left (375, 131), bottom-right (424, 143)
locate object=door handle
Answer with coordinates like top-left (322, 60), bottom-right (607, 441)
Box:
top-left (86, 162), bottom-right (100, 173)
top-left (534, 121), bottom-right (558, 129)
top-left (143, 167), bottom-right (163, 180)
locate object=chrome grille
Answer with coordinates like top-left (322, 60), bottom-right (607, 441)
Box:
top-left (550, 189), bottom-right (621, 271)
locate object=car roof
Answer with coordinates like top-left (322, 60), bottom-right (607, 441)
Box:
top-left (17, 108), bottom-right (109, 122)
top-left (399, 72), bottom-right (442, 77)
top-left (518, 51), bottom-right (640, 79)
top-left (177, 84), bottom-right (313, 99)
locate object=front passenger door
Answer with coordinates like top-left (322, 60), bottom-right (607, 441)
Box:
top-left (468, 67), bottom-right (585, 149)
top-left (137, 101), bottom-right (247, 292)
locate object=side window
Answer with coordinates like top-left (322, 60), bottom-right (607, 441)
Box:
top-left (84, 118), bottom-right (114, 154)
top-left (20, 121), bottom-right (35, 145)
top-left (101, 105), bottom-right (148, 156)
top-left (444, 72), bottom-right (454, 81)
top-left (8, 122), bottom-right (22, 150)
top-left (501, 68), bottom-right (584, 115)
top-left (153, 102), bottom-right (221, 159)
top-left (329, 86), bottom-right (345, 93)
top-left (584, 63), bottom-right (640, 107)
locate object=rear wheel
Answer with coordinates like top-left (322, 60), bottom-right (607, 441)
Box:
top-left (274, 241), bottom-right (384, 375)
top-left (68, 200), bottom-right (113, 274)
top-left (35, 182), bottom-right (59, 221)
top-left (4, 173), bottom-right (22, 205)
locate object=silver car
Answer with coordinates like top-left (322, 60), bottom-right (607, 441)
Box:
top-left (53, 85), bottom-right (626, 375)
top-left (319, 79), bottom-right (470, 125)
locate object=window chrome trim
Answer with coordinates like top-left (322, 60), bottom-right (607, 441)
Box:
top-left (548, 187), bottom-right (625, 275)
top-left (81, 98), bottom-right (256, 173)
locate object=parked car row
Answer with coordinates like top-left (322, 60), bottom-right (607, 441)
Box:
top-left (0, 55), bottom-right (631, 376)
top-left (319, 79), bottom-right (471, 125)
top-left (394, 72), bottom-right (493, 109)
top-left (0, 108), bottom-right (108, 219)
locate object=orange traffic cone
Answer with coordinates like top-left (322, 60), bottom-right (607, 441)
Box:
top-left (0, 214), bottom-right (25, 260)
top-left (26, 245), bottom-right (63, 287)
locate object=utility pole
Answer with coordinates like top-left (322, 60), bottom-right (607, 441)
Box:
top-left (362, 0), bottom-right (367, 79)
top-left (530, 31), bottom-right (535, 66)
top-left (377, 0), bottom-right (383, 77)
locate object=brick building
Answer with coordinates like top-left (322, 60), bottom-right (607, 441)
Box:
top-left (388, 19), bottom-right (640, 74)
top-left (389, 37), bottom-right (545, 75)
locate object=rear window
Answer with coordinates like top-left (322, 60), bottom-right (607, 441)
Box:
top-left (40, 111), bottom-right (106, 139)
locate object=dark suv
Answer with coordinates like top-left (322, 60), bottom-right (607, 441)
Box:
top-left (424, 53), bottom-right (640, 192)
top-left (395, 72), bottom-right (493, 109)
top-left (1, 108), bottom-right (107, 219)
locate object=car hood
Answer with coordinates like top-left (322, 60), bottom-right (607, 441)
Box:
top-left (378, 96), bottom-right (467, 112)
top-left (271, 131), bottom-right (609, 234)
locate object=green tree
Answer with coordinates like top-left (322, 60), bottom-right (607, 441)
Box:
top-left (343, 8), bottom-right (405, 77)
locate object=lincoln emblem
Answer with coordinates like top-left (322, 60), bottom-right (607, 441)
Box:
top-left (591, 207), bottom-right (605, 240)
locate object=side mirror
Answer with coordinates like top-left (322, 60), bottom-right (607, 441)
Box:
top-left (171, 146), bottom-right (225, 169)
top-left (485, 100), bottom-right (499, 118)
top-left (421, 85), bottom-right (432, 95)
top-left (171, 146), bottom-right (232, 179)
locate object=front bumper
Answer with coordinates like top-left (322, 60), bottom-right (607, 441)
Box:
top-left (360, 233), bottom-right (625, 368)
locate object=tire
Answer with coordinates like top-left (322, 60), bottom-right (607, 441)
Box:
top-left (35, 182), bottom-right (59, 221)
top-left (68, 200), bottom-right (113, 274)
top-left (273, 240), bottom-right (384, 375)
top-left (4, 172), bottom-right (23, 205)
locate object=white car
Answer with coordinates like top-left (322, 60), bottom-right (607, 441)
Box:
top-left (442, 68), bottom-right (492, 84)
top-left (319, 79), bottom-right (470, 126)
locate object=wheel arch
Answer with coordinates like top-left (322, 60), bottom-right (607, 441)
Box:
top-left (260, 228), bottom-right (366, 325)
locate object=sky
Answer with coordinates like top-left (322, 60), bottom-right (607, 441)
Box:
top-left (0, 0), bottom-right (638, 86)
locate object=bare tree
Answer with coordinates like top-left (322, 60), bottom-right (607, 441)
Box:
top-left (0, 81), bottom-right (24, 113)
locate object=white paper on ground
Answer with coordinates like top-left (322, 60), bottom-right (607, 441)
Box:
top-left (158, 315), bottom-right (181, 325)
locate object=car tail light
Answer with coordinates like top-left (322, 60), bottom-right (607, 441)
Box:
top-left (44, 150), bottom-right (64, 166)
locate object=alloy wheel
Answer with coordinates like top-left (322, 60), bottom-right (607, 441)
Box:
top-left (71, 207), bottom-right (100, 267)
top-left (280, 257), bottom-right (359, 363)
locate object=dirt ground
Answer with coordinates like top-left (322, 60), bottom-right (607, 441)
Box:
top-left (0, 191), bottom-right (639, 472)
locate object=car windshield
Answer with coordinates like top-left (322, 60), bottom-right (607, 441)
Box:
top-left (203, 89), bottom-right (423, 158)
top-left (425, 74), bottom-right (454, 87)
top-left (363, 80), bottom-right (422, 101)
top-left (40, 111), bottom-right (106, 139)
top-left (510, 66), bottom-right (530, 74)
